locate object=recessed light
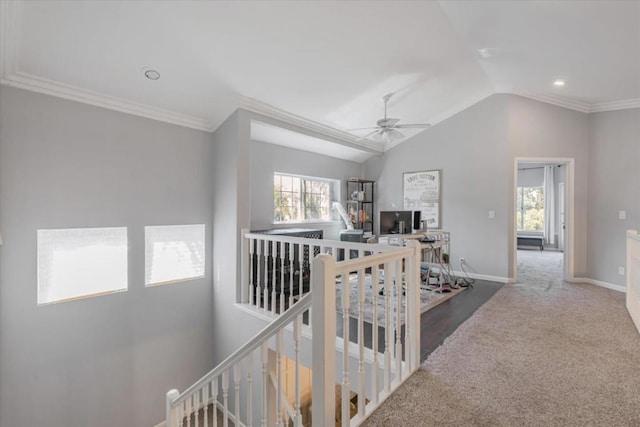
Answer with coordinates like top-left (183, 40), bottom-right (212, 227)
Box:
top-left (143, 68), bottom-right (160, 80)
top-left (553, 79), bottom-right (565, 87)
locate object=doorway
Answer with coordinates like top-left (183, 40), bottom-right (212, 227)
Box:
top-left (513, 158), bottom-right (574, 284)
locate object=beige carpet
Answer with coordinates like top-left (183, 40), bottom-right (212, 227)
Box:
top-left (362, 250), bottom-right (640, 426)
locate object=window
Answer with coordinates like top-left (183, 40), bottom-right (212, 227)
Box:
top-left (516, 186), bottom-right (544, 231)
top-left (273, 173), bottom-right (339, 223)
top-left (145, 224), bottom-right (205, 286)
top-left (37, 227), bottom-right (128, 305)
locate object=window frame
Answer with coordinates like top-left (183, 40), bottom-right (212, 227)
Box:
top-left (273, 172), bottom-right (340, 224)
top-left (516, 185), bottom-right (545, 232)
top-left (36, 226), bottom-right (129, 306)
top-left (144, 224), bottom-right (206, 287)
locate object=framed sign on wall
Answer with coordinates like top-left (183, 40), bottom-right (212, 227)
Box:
top-left (403, 170), bottom-right (441, 229)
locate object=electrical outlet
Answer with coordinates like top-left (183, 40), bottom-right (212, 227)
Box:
top-left (618, 266), bottom-right (625, 276)
top-left (460, 257), bottom-right (465, 265)
top-left (619, 210), bottom-right (626, 220)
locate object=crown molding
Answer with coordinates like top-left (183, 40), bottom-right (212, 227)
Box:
top-left (238, 96), bottom-right (384, 153)
top-left (1, 71), bottom-right (215, 132)
top-left (511, 92), bottom-right (591, 113)
top-left (1, 0), bottom-right (637, 148)
top-left (0, 0), bottom-right (213, 132)
top-left (589, 98), bottom-right (640, 113)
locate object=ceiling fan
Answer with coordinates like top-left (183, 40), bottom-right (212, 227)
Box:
top-left (348, 93), bottom-right (431, 143)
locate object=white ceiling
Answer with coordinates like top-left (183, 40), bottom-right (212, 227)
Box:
top-left (1, 0), bottom-right (639, 161)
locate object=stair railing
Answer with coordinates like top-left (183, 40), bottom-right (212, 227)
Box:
top-left (167, 237), bottom-right (422, 427)
top-left (166, 292), bottom-right (312, 427)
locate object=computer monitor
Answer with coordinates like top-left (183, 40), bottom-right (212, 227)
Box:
top-left (379, 210), bottom-right (413, 234)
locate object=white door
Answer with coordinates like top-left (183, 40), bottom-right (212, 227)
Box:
top-left (558, 182), bottom-right (565, 252)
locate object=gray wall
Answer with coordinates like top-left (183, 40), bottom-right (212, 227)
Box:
top-left (365, 94), bottom-right (592, 281)
top-left (507, 95), bottom-right (590, 278)
top-left (250, 140), bottom-right (363, 240)
top-left (587, 108), bottom-right (640, 286)
top-left (365, 94), bottom-right (511, 279)
top-left (0, 87), bottom-right (215, 426)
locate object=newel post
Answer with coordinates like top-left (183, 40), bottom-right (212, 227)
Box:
top-left (166, 389), bottom-right (180, 427)
top-left (311, 254), bottom-right (336, 426)
top-left (240, 228), bottom-right (249, 304)
top-left (406, 240), bottom-right (421, 371)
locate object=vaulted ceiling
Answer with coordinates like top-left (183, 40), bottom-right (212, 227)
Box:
top-left (1, 0), bottom-right (639, 159)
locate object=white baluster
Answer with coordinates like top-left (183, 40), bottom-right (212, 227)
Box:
top-left (202, 383), bottom-right (209, 427)
top-left (261, 342), bottom-right (269, 427)
top-left (341, 272), bottom-right (350, 426)
top-left (212, 378), bottom-right (218, 427)
top-left (246, 352), bottom-right (254, 427)
top-left (249, 237), bottom-right (254, 306)
top-left (293, 316), bottom-right (302, 427)
top-left (276, 329), bottom-right (284, 427)
top-left (372, 264), bottom-right (380, 404)
top-left (256, 240), bottom-right (263, 309)
top-left (358, 269), bottom-right (366, 417)
top-left (233, 364), bottom-right (240, 427)
top-left (222, 370), bottom-right (229, 427)
top-left (178, 399), bottom-right (184, 427)
top-left (395, 259), bottom-right (403, 380)
top-left (194, 390), bottom-right (200, 427)
top-left (384, 261), bottom-right (392, 393)
top-left (185, 398), bottom-right (191, 427)
top-left (298, 243), bottom-right (304, 300)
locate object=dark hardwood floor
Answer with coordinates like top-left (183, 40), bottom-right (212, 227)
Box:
top-left (336, 279), bottom-right (504, 362)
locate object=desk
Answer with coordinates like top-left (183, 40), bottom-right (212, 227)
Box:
top-left (379, 230), bottom-right (450, 266)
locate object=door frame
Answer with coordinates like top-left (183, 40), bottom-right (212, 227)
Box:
top-left (512, 157), bottom-right (575, 282)
top-left (558, 182), bottom-right (565, 252)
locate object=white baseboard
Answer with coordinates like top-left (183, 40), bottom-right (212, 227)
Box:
top-left (451, 270), bottom-right (512, 284)
top-left (152, 421), bottom-right (166, 427)
top-left (571, 277), bottom-right (626, 293)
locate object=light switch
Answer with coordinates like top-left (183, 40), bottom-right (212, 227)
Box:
top-left (489, 210), bottom-right (495, 219)
top-left (619, 266), bottom-right (625, 276)
top-left (619, 210), bottom-right (626, 220)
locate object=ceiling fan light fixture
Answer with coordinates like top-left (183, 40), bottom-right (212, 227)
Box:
top-left (347, 93), bottom-right (430, 144)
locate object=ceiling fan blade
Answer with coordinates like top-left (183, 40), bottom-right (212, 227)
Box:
top-left (347, 126), bottom-right (381, 132)
top-left (395, 123), bottom-right (432, 129)
top-left (357, 129), bottom-right (382, 141)
top-left (386, 128), bottom-right (405, 142)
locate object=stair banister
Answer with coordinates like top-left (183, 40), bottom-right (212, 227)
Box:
top-left (166, 292), bottom-right (313, 423)
top-left (311, 253), bottom-right (336, 427)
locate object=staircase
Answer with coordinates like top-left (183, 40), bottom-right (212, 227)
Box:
top-left (165, 232), bottom-right (423, 427)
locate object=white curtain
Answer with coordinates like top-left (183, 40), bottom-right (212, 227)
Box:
top-left (544, 165), bottom-right (556, 245)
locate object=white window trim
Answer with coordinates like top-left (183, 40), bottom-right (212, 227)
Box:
top-left (37, 227), bottom-right (128, 306)
top-left (273, 172), bottom-right (340, 224)
top-left (145, 224), bottom-right (206, 287)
